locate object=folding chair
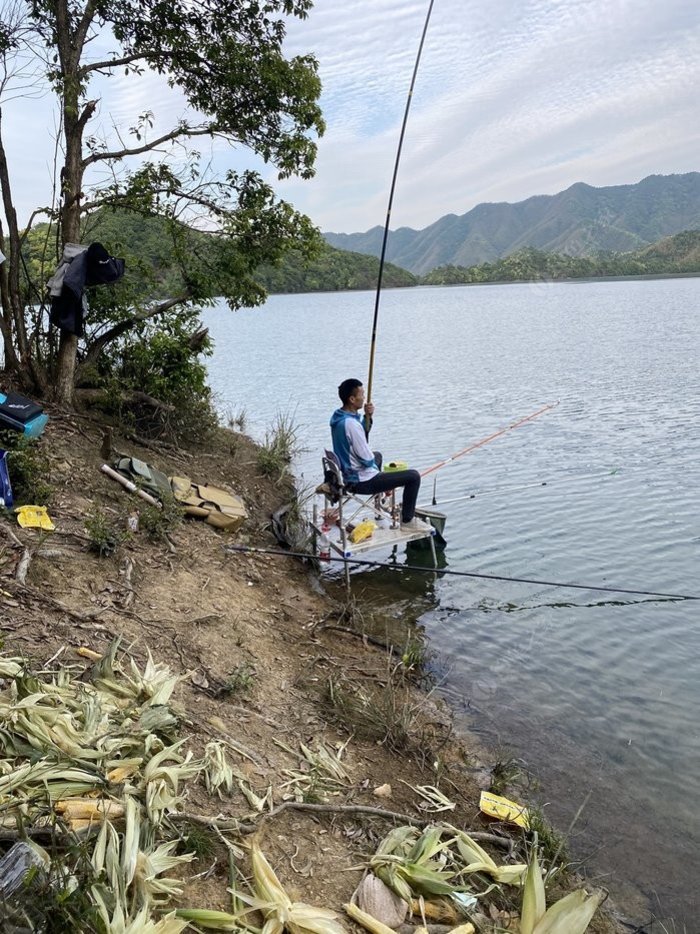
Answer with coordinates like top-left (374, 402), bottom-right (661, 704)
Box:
top-left (314, 449), bottom-right (397, 549)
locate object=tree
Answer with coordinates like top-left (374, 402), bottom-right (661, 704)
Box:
top-left (0, 0), bottom-right (324, 403)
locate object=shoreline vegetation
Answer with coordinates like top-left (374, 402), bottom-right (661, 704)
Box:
top-left (0, 406), bottom-right (628, 933)
top-left (22, 215), bottom-right (700, 303)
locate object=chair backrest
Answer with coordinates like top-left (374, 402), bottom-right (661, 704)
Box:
top-left (322, 449), bottom-right (345, 501)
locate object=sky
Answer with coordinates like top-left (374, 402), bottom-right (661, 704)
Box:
top-left (1, 0), bottom-right (699, 234)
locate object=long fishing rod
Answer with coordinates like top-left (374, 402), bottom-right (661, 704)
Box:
top-left (227, 545), bottom-right (700, 602)
top-left (419, 478), bottom-right (550, 509)
top-left (364, 0), bottom-right (436, 435)
top-left (419, 468), bottom-right (620, 509)
top-left (420, 401), bottom-right (558, 478)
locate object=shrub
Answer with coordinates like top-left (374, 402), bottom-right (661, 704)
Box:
top-left (0, 431), bottom-right (52, 506)
top-left (96, 307), bottom-right (219, 444)
top-left (84, 504), bottom-right (128, 557)
top-left (138, 495), bottom-right (184, 543)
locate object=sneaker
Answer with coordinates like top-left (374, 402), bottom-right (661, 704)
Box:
top-left (400, 517), bottom-right (431, 532)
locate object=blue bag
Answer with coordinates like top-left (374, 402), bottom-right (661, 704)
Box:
top-left (0, 450), bottom-right (13, 509)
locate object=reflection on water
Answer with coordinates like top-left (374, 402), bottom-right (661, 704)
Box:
top-left (203, 277), bottom-right (700, 926)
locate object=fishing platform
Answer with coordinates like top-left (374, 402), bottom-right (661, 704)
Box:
top-left (311, 450), bottom-right (440, 586)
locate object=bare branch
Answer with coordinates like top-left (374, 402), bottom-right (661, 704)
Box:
top-left (82, 125), bottom-right (216, 167)
top-left (75, 0), bottom-right (98, 54)
top-left (18, 207), bottom-right (54, 247)
top-left (81, 51), bottom-right (159, 76)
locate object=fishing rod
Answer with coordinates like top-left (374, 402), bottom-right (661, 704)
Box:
top-left (419, 478), bottom-right (550, 509)
top-left (364, 0), bottom-right (436, 435)
top-left (420, 401), bottom-right (558, 478)
top-left (226, 545), bottom-right (700, 601)
top-left (419, 468), bottom-right (620, 509)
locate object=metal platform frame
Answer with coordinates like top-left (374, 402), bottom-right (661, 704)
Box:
top-left (312, 452), bottom-right (437, 588)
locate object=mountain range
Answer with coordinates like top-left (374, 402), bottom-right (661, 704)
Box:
top-left (323, 173), bottom-right (700, 275)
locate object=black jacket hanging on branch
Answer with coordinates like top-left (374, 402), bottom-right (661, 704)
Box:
top-left (48, 242), bottom-right (125, 337)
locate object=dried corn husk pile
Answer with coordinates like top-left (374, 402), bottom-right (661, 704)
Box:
top-left (0, 641), bottom-right (228, 931)
top-left (342, 824), bottom-right (604, 934)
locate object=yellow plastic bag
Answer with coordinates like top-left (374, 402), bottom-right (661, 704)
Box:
top-left (15, 505), bottom-right (55, 531)
top-left (349, 519), bottom-right (376, 544)
top-left (479, 790), bottom-right (529, 828)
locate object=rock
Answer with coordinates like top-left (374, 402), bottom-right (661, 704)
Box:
top-left (353, 873), bottom-right (407, 928)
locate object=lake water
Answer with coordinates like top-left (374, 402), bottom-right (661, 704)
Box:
top-left (202, 278), bottom-right (700, 927)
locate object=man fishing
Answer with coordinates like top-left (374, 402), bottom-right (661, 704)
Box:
top-left (330, 378), bottom-right (427, 531)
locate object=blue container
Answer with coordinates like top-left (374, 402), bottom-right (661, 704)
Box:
top-left (0, 391), bottom-right (48, 438)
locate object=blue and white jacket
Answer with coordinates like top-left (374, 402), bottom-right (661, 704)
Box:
top-left (330, 409), bottom-right (378, 484)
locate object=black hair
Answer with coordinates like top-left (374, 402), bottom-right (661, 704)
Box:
top-left (338, 378), bottom-right (363, 404)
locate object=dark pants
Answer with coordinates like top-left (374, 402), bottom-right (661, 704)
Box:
top-left (350, 452), bottom-right (421, 522)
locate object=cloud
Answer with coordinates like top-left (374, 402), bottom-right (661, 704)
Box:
top-left (2, 0), bottom-right (698, 233)
top-left (278, 0), bottom-right (700, 231)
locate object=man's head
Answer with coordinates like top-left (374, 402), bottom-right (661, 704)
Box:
top-left (338, 378), bottom-right (365, 411)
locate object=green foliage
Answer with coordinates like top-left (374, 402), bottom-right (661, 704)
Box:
top-left (138, 496), bottom-right (184, 543)
top-left (96, 306), bottom-right (219, 444)
top-left (256, 244), bottom-right (418, 293)
top-left (325, 173), bottom-right (700, 274)
top-left (221, 662), bottom-right (256, 697)
top-left (0, 431), bottom-right (53, 506)
top-left (326, 675), bottom-right (421, 754)
top-left (527, 805), bottom-right (569, 870)
top-left (84, 505), bottom-right (128, 557)
top-left (2, 0), bottom-right (325, 398)
top-left (174, 821), bottom-right (218, 861)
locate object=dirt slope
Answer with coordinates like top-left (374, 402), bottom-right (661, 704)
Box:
top-left (0, 409), bottom-right (623, 932)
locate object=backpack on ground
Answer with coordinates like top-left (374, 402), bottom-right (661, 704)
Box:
top-left (113, 457), bottom-right (172, 499)
top-left (170, 476), bottom-right (247, 531)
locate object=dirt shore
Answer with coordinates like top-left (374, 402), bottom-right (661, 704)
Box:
top-left (0, 410), bottom-right (624, 932)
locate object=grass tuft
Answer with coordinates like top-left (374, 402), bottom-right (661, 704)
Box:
top-left (326, 674), bottom-right (421, 754)
top-left (256, 412), bottom-right (303, 480)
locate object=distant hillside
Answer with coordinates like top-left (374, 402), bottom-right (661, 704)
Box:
top-left (324, 173), bottom-right (700, 274)
top-left (24, 210), bottom-right (416, 300)
top-left (422, 230), bottom-right (700, 286)
top-left (255, 244), bottom-right (417, 293)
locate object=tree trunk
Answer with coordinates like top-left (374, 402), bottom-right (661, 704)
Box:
top-left (55, 332), bottom-right (79, 402)
top-left (52, 0), bottom-right (94, 406)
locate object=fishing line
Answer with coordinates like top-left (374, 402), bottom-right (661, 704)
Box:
top-left (364, 0), bottom-right (436, 433)
top-left (226, 545), bottom-right (699, 601)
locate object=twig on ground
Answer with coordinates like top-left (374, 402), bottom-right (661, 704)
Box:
top-left (15, 548), bottom-right (32, 585)
top-left (175, 802), bottom-right (514, 846)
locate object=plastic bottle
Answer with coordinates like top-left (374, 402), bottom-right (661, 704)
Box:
top-left (318, 522), bottom-right (332, 563)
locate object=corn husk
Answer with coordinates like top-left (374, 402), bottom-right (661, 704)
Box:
top-left (203, 741), bottom-right (234, 797)
top-left (520, 847), bottom-right (605, 934)
top-left (371, 826), bottom-right (464, 900)
top-left (344, 902), bottom-right (396, 934)
top-left (520, 844), bottom-right (546, 934)
top-left (452, 827), bottom-right (527, 885)
top-left (249, 842), bottom-right (347, 934)
top-left (175, 908), bottom-right (240, 930)
top-left (532, 889), bottom-right (605, 934)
